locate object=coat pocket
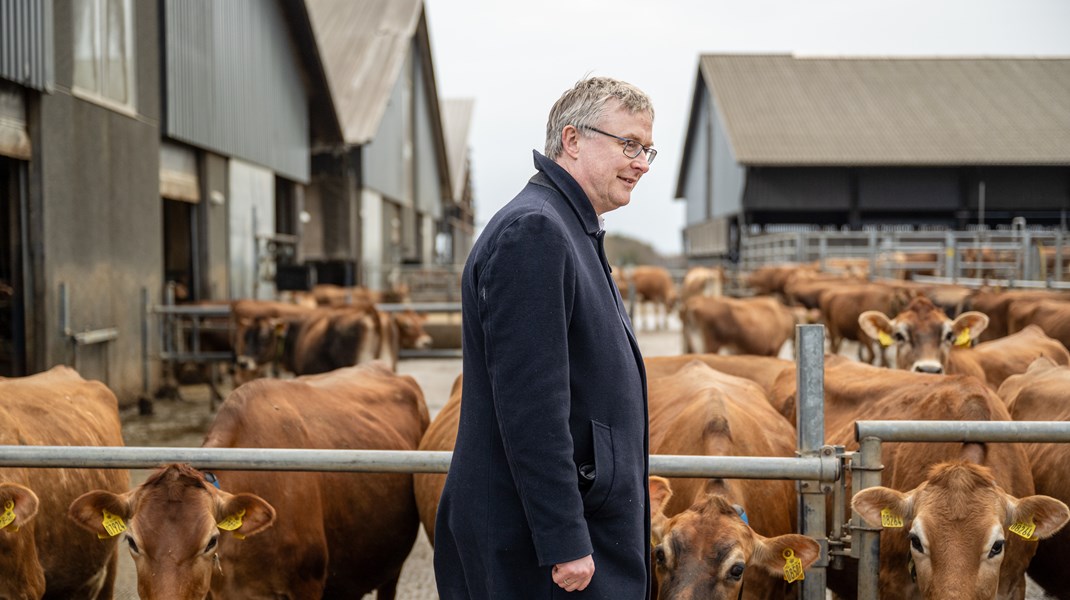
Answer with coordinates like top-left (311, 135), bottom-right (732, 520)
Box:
top-left (580, 420), bottom-right (616, 516)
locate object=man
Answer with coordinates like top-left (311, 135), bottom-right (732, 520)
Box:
top-left (434, 76), bottom-right (655, 598)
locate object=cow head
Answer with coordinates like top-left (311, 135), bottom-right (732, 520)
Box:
top-left (0, 482), bottom-right (46, 599)
top-left (649, 477), bottom-right (820, 600)
top-left (234, 317), bottom-right (286, 378)
top-left (859, 296), bottom-right (989, 373)
top-left (395, 311), bottom-right (432, 350)
top-left (68, 464), bottom-right (275, 600)
top-left (853, 461), bottom-right (1070, 600)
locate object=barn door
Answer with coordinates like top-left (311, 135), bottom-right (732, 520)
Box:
top-left (160, 142), bottom-right (202, 301)
top-left (0, 157), bottom-right (27, 376)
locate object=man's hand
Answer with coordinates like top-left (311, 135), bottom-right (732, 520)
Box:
top-left (553, 554), bottom-right (595, 592)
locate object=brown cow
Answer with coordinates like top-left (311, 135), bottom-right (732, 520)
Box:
top-left (957, 289), bottom-right (1070, 342)
top-left (820, 282), bottom-right (914, 365)
top-left (0, 366), bottom-right (129, 599)
top-left (70, 363), bottom-right (430, 599)
top-left (648, 361), bottom-right (818, 598)
top-left (812, 370), bottom-right (1067, 599)
top-left (643, 354), bottom-right (794, 402)
top-left (860, 297), bottom-right (1070, 390)
top-left (682, 296), bottom-right (797, 356)
top-left (627, 265), bottom-right (678, 330)
top-left (1007, 297), bottom-right (1070, 352)
top-left (999, 358), bottom-right (1070, 598)
top-left (744, 264), bottom-right (814, 298)
top-left (648, 478), bottom-right (819, 600)
top-left (414, 372), bottom-right (462, 544)
top-left (679, 266), bottom-right (724, 304)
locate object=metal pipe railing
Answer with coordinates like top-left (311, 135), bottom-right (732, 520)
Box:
top-left (0, 446), bottom-right (840, 480)
top-left (795, 324), bottom-right (828, 599)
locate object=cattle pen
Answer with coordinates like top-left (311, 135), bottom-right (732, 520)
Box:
top-left (5, 324), bottom-right (1069, 599)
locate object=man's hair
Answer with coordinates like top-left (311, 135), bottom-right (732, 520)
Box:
top-left (544, 76), bottom-right (654, 160)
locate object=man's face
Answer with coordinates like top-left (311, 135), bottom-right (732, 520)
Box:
top-left (568, 100), bottom-right (653, 215)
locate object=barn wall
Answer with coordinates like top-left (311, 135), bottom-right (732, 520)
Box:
top-left (743, 167), bottom-right (851, 214)
top-left (31, 0), bottom-right (160, 404)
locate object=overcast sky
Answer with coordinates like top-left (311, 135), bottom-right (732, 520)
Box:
top-left (423, 0), bottom-right (1070, 256)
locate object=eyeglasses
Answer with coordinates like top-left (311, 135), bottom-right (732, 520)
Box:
top-left (582, 126), bottom-right (657, 165)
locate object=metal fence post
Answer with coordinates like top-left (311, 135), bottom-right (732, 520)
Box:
top-left (854, 436), bottom-right (883, 599)
top-left (795, 324), bottom-right (827, 598)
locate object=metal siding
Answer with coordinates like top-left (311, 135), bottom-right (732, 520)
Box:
top-left (857, 168), bottom-right (960, 211)
top-left (744, 168), bottom-right (851, 211)
top-left (711, 94), bottom-right (744, 218)
top-left (364, 54), bottom-right (408, 202)
top-left (414, 50), bottom-right (441, 220)
top-left (0, 0), bottom-right (53, 90)
top-left (164, 0), bottom-right (309, 182)
top-left (683, 89), bottom-right (709, 226)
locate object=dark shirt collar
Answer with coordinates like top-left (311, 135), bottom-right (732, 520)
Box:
top-left (531, 150), bottom-right (601, 235)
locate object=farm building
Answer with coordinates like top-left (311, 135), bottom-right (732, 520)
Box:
top-left (675, 54), bottom-right (1070, 261)
top-left (0, 0), bottom-right (472, 404)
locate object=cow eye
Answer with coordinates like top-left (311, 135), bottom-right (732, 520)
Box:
top-left (125, 535), bottom-right (141, 556)
top-left (654, 546), bottom-right (667, 566)
top-left (893, 331), bottom-right (907, 343)
top-left (909, 533), bottom-right (924, 553)
top-left (728, 563), bottom-right (745, 580)
top-left (988, 539), bottom-right (1004, 559)
top-left (204, 534), bottom-right (219, 555)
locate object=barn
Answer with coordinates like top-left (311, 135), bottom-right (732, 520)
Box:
top-left (0, 0), bottom-right (473, 404)
top-left (675, 54), bottom-right (1070, 261)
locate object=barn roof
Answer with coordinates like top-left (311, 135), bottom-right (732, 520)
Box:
top-left (305, 0), bottom-right (423, 145)
top-left (441, 98), bottom-right (475, 201)
top-left (687, 54), bottom-right (1070, 168)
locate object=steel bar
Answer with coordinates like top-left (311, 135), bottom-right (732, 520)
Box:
top-left (0, 446), bottom-right (838, 480)
top-left (855, 420), bottom-right (1070, 443)
top-left (796, 324), bottom-right (828, 599)
top-left (855, 437), bottom-right (883, 600)
top-left (376, 302), bottom-right (462, 313)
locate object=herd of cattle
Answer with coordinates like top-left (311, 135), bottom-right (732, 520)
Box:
top-left (4, 266), bottom-right (1070, 598)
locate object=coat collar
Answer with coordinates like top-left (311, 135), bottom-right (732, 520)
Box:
top-left (530, 150), bottom-right (601, 236)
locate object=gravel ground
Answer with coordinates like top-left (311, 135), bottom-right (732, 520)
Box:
top-left (112, 315), bottom-right (1058, 599)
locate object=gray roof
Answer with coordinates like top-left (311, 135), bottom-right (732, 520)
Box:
top-left (306, 0), bottom-right (422, 145)
top-left (693, 54), bottom-right (1070, 167)
top-left (441, 98), bottom-right (475, 201)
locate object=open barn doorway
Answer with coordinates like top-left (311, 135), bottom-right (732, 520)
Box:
top-left (0, 158), bottom-right (27, 376)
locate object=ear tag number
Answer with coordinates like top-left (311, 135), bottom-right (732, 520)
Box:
top-left (782, 548), bottom-right (805, 583)
top-left (880, 508), bottom-right (904, 528)
top-left (101, 509), bottom-right (126, 537)
top-left (1009, 518), bottom-right (1038, 541)
top-left (878, 331), bottom-right (894, 347)
top-left (217, 509), bottom-right (246, 533)
top-left (0, 500), bottom-right (16, 530)
top-left (954, 327), bottom-right (972, 347)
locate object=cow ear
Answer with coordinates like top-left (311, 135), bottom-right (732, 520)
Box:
top-left (649, 477), bottom-right (673, 546)
top-left (68, 490), bottom-right (130, 537)
top-left (950, 311), bottom-right (989, 345)
top-left (0, 482), bottom-right (40, 530)
top-left (858, 311), bottom-right (894, 345)
top-left (216, 492), bottom-right (276, 539)
top-left (1006, 494), bottom-right (1070, 540)
top-left (751, 533), bottom-right (821, 578)
top-left (852, 486), bottom-right (914, 529)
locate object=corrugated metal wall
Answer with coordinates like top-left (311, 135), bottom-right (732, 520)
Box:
top-left (0, 0), bottom-right (53, 91)
top-left (162, 0), bottom-right (309, 182)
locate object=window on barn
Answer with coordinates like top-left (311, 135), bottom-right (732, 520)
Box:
top-left (72, 0), bottom-right (136, 111)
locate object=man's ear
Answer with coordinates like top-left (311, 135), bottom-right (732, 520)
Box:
top-left (561, 125), bottom-right (582, 160)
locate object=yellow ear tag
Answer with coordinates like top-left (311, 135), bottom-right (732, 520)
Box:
top-left (0, 500), bottom-right (16, 530)
top-left (878, 331), bottom-right (894, 347)
top-left (880, 508), bottom-right (904, 528)
top-left (1009, 518), bottom-right (1038, 541)
top-left (782, 548), bottom-right (805, 583)
top-left (954, 327), bottom-right (972, 347)
top-left (101, 509), bottom-right (126, 537)
top-left (217, 509), bottom-right (246, 533)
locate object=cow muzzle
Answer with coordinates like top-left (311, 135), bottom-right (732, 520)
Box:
top-left (235, 356), bottom-right (258, 372)
top-left (911, 360), bottom-right (944, 374)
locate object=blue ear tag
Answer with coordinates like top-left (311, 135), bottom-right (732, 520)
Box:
top-left (203, 472), bottom-right (221, 489)
top-left (732, 504), bottom-right (749, 525)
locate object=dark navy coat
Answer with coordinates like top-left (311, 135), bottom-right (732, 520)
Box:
top-left (434, 151), bottom-right (650, 599)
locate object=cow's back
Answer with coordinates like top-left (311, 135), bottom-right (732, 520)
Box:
top-left (204, 363), bottom-right (429, 598)
top-left (0, 366), bottom-right (128, 598)
top-left (414, 373), bottom-right (463, 544)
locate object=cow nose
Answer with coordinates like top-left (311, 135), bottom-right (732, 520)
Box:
top-left (236, 357), bottom-right (257, 371)
top-left (912, 362), bottom-right (944, 374)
